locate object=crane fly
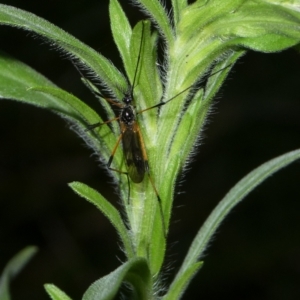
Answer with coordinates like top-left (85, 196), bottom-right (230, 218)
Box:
top-left (85, 22), bottom-right (168, 236)
top-left (84, 21), bottom-right (232, 238)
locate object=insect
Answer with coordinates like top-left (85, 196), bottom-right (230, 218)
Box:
top-left (83, 22), bottom-right (232, 237)
top-left (84, 22), bottom-right (169, 236)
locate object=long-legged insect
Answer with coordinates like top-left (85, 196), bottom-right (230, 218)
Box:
top-left (84, 22), bottom-right (232, 237)
top-left (84, 23), bottom-right (169, 236)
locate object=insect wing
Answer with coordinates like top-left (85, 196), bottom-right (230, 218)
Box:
top-left (122, 125), bottom-right (145, 183)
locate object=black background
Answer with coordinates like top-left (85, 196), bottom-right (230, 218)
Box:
top-left (0, 1), bottom-right (300, 299)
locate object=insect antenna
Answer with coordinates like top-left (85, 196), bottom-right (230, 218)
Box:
top-left (136, 63), bottom-right (233, 117)
top-left (128, 21), bottom-right (146, 101)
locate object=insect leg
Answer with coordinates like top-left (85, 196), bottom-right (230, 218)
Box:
top-left (107, 133), bottom-right (131, 204)
top-left (85, 116), bottom-right (120, 131)
top-left (135, 125), bottom-right (167, 237)
top-left (147, 170), bottom-right (166, 237)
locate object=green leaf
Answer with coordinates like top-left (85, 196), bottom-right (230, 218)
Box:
top-left (179, 0), bottom-right (300, 53)
top-left (0, 4), bottom-right (126, 100)
top-left (0, 53), bottom-right (119, 169)
top-left (217, 0), bottom-right (300, 52)
top-left (0, 52), bottom-right (56, 106)
top-left (168, 148), bottom-right (300, 298)
top-left (0, 246), bottom-right (37, 300)
top-left (133, 0), bottom-right (174, 44)
top-left (68, 182), bottom-right (134, 258)
top-left (130, 21), bottom-right (162, 118)
top-left (2, 2), bottom-right (300, 299)
top-left (28, 86), bottom-right (118, 164)
top-left (163, 261), bottom-right (203, 300)
top-left (203, 50), bottom-right (245, 103)
top-left (109, 0), bottom-right (132, 79)
top-left (0, 52), bottom-right (98, 126)
top-left (44, 284), bottom-right (73, 300)
top-left (28, 86), bottom-right (100, 125)
top-left (171, 0), bottom-right (188, 27)
top-left (165, 0), bottom-right (300, 107)
top-left (82, 258), bottom-right (152, 300)
top-left (165, 51), bottom-right (243, 173)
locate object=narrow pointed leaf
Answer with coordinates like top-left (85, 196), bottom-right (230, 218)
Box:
top-left (69, 182), bottom-right (134, 258)
top-left (109, 0), bottom-right (132, 78)
top-left (28, 86), bottom-right (118, 164)
top-left (0, 52), bottom-right (57, 106)
top-left (203, 50), bottom-right (245, 103)
top-left (44, 284), bottom-right (73, 300)
top-left (163, 261), bottom-right (203, 300)
top-left (133, 0), bottom-right (174, 44)
top-left (83, 258), bottom-right (152, 300)
top-left (28, 86), bottom-right (100, 126)
top-left (0, 246), bottom-right (37, 300)
top-left (0, 54), bottom-right (119, 168)
top-left (171, 149), bottom-right (300, 296)
top-left (0, 53), bottom-right (98, 125)
top-left (171, 0), bottom-right (188, 27)
top-left (0, 4), bottom-right (127, 99)
top-left (130, 21), bottom-right (162, 116)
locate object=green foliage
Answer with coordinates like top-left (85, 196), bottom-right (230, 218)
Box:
top-left (0, 247), bottom-right (37, 300)
top-left (69, 182), bottom-right (134, 258)
top-left (83, 258), bottom-right (152, 300)
top-left (44, 284), bottom-right (73, 300)
top-left (0, 0), bottom-right (300, 299)
top-left (165, 149), bottom-right (300, 299)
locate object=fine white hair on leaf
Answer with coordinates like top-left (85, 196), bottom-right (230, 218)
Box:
top-left (11, 25), bottom-right (123, 102)
top-left (130, 0), bottom-right (173, 41)
top-left (29, 27), bottom-right (128, 103)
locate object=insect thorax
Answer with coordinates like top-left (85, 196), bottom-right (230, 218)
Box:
top-left (120, 105), bottom-right (136, 126)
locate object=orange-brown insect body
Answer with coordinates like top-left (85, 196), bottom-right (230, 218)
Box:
top-left (119, 92), bottom-right (148, 184)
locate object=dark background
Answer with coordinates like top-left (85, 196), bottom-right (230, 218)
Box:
top-left (0, 1), bottom-right (300, 299)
